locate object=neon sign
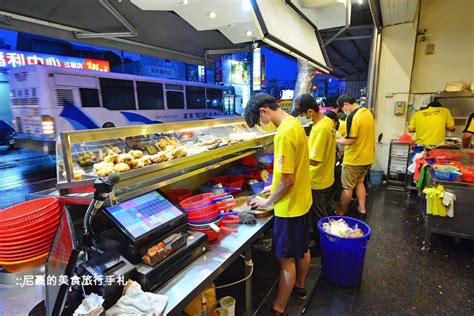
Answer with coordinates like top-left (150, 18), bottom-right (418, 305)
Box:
top-left (0, 49), bottom-right (110, 72)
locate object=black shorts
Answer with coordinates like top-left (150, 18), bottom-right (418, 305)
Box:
top-left (273, 211), bottom-right (311, 259)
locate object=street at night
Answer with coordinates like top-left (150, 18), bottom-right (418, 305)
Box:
top-left (0, 147), bottom-right (56, 209)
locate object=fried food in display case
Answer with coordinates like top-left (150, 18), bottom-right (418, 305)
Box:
top-left (57, 118), bottom-right (275, 184)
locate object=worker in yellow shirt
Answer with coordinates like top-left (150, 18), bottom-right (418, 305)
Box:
top-left (335, 95), bottom-right (375, 219)
top-left (338, 119), bottom-right (346, 137)
top-left (408, 101), bottom-right (455, 146)
top-left (462, 112), bottom-right (474, 148)
top-left (245, 93), bottom-right (312, 316)
top-left (295, 94), bottom-right (336, 256)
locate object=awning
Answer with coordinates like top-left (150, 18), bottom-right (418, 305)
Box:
top-left (0, 0), bottom-right (332, 71)
top-left (252, 0), bottom-right (331, 73)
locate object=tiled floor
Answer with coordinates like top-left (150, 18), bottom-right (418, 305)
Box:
top-left (305, 187), bottom-right (474, 315)
top-left (0, 282), bottom-right (44, 315)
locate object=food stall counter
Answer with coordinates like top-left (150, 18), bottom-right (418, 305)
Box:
top-left (421, 148), bottom-right (474, 249)
top-left (157, 216), bottom-right (273, 315)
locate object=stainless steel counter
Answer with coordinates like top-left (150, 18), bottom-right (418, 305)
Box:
top-left (0, 217), bottom-right (273, 315)
top-left (421, 167), bottom-right (474, 250)
top-left (156, 216), bottom-right (273, 315)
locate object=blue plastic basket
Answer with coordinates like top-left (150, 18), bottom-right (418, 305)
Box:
top-left (255, 153), bottom-right (274, 164)
top-left (250, 182), bottom-right (271, 195)
top-left (267, 173), bottom-right (273, 184)
top-left (434, 170), bottom-right (461, 181)
top-left (317, 216), bottom-right (371, 287)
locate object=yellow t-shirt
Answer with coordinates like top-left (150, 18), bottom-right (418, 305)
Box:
top-left (308, 116), bottom-right (336, 190)
top-left (271, 116), bottom-right (312, 218)
top-left (343, 107), bottom-right (375, 166)
top-left (408, 106), bottom-right (455, 145)
top-left (337, 120), bottom-right (346, 137)
top-left (463, 113), bottom-right (474, 134)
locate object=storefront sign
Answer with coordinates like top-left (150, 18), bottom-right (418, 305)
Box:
top-left (252, 48), bottom-right (261, 91)
top-left (231, 61), bottom-right (249, 85)
top-left (214, 57), bottom-right (222, 83)
top-left (141, 56), bottom-right (185, 80)
top-left (261, 54), bottom-right (266, 88)
top-left (198, 65), bottom-right (206, 83)
top-left (186, 64), bottom-right (198, 81)
top-left (0, 49), bottom-right (110, 72)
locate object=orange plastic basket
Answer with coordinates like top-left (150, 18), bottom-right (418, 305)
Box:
top-left (0, 197), bottom-right (58, 224)
top-left (0, 252), bottom-right (49, 273)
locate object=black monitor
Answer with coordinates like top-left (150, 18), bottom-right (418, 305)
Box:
top-left (45, 207), bottom-right (79, 316)
top-left (103, 190), bottom-right (186, 245)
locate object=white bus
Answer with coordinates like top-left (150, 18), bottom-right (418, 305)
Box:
top-left (8, 65), bottom-right (236, 153)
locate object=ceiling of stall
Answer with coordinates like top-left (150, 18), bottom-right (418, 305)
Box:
top-left (0, 0), bottom-right (249, 65)
top-left (0, 0), bottom-right (375, 79)
top-left (380, 0), bottom-right (418, 26)
top-left (319, 1), bottom-right (374, 79)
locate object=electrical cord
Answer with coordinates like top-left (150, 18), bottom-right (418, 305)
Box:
top-left (214, 256), bottom-right (254, 289)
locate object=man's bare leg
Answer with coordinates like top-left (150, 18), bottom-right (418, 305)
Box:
top-left (295, 251), bottom-right (311, 289)
top-left (273, 258), bottom-right (296, 314)
top-left (336, 188), bottom-right (353, 215)
top-left (355, 181), bottom-right (367, 214)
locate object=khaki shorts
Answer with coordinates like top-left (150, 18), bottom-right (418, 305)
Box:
top-left (341, 164), bottom-right (371, 189)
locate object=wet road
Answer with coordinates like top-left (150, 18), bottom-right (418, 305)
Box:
top-left (0, 147), bottom-right (56, 209)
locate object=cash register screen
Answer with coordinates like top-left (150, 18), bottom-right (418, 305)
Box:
top-left (104, 191), bottom-right (184, 241)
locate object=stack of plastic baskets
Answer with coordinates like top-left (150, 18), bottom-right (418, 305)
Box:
top-left (0, 197), bottom-right (60, 272)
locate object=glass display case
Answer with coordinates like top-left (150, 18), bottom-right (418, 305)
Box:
top-left (56, 118), bottom-right (276, 203)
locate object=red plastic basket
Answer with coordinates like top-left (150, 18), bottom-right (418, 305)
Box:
top-left (189, 217), bottom-right (239, 241)
top-left (0, 211), bottom-right (60, 237)
top-left (0, 197), bottom-right (59, 224)
top-left (0, 207), bottom-right (60, 231)
top-left (165, 189), bottom-right (192, 204)
top-left (185, 202), bottom-right (237, 222)
top-left (0, 245), bottom-right (51, 261)
top-left (460, 166), bottom-right (474, 183)
top-left (0, 218), bottom-right (59, 242)
top-left (179, 193), bottom-right (226, 210)
top-left (0, 227), bottom-right (56, 250)
top-left (0, 246), bottom-right (53, 261)
top-left (241, 156), bottom-right (258, 166)
top-left (0, 234), bottom-right (55, 251)
top-left (0, 252), bottom-right (49, 273)
top-left (428, 149), bottom-right (462, 161)
top-left (212, 176), bottom-right (245, 191)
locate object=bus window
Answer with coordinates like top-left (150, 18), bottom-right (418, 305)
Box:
top-left (186, 86), bottom-right (206, 109)
top-left (166, 91), bottom-right (185, 109)
top-left (137, 81), bottom-right (164, 110)
top-left (79, 88), bottom-right (100, 107)
top-left (100, 78), bottom-right (135, 110)
top-left (165, 84), bottom-right (184, 91)
top-left (206, 88), bottom-right (224, 112)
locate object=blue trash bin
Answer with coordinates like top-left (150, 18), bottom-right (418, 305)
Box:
top-left (369, 169), bottom-right (384, 185)
top-left (317, 216), bottom-right (371, 287)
